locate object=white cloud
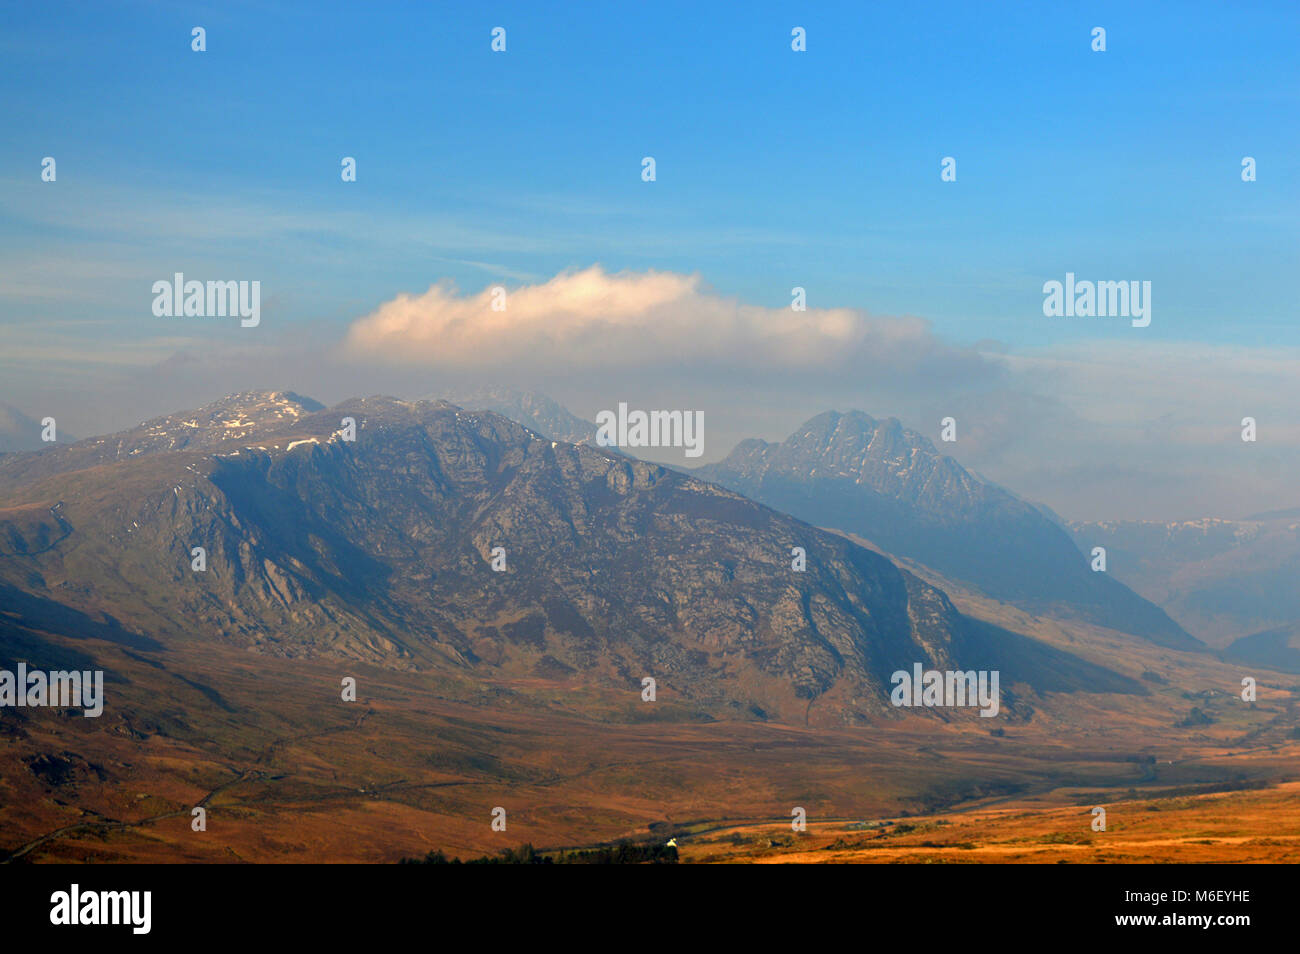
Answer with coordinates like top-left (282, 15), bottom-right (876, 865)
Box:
top-left (342, 265), bottom-right (990, 383)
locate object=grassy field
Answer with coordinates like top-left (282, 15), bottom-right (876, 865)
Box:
top-left (677, 780), bottom-right (1300, 863)
top-left (3, 609), bottom-right (1297, 863)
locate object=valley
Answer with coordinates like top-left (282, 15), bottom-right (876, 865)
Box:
top-left (2, 600), bottom-right (1296, 863)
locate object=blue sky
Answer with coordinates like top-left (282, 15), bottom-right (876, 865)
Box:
top-left (1, 1), bottom-right (1298, 519)
top-left (4, 0), bottom-right (1295, 343)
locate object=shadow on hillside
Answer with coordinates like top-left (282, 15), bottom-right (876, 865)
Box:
top-left (957, 615), bottom-right (1148, 695)
top-left (0, 582), bottom-right (163, 653)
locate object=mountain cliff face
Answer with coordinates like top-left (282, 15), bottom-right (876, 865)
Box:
top-left (695, 410), bottom-right (1200, 651)
top-left (0, 393), bottom-right (1139, 724)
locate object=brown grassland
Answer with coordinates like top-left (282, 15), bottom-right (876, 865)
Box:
top-left (2, 592), bottom-right (1298, 864)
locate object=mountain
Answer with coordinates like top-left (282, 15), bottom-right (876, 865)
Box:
top-left (0, 390), bottom-right (321, 493)
top-left (1071, 516), bottom-right (1300, 647)
top-left (432, 388), bottom-right (597, 446)
top-left (695, 410), bottom-right (1200, 651)
top-left (0, 402), bottom-right (70, 453)
top-left (1224, 621), bottom-right (1300, 674)
top-left (0, 391), bottom-right (1138, 725)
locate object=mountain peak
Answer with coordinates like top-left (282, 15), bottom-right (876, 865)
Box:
top-left (188, 389), bottom-right (325, 421)
top-left (718, 409), bottom-right (964, 505)
top-left (0, 390), bottom-right (333, 492)
top-left (697, 409), bottom-right (1200, 650)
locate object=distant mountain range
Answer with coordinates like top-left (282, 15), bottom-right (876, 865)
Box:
top-left (1069, 516), bottom-right (1300, 669)
top-left (694, 410), bottom-right (1200, 651)
top-left (0, 390), bottom-right (1142, 725)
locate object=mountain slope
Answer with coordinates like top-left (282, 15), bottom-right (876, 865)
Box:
top-left (1225, 622), bottom-right (1300, 674)
top-left (0, 392), bottom-right (1141, 725)
top-left (695, 410), bottom-right (1200, 651)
